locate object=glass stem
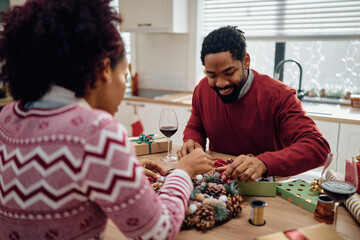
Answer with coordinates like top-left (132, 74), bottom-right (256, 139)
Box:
top-left (167, 137), bottom-right (170, 158)
top-left (333, 201), bottom-right (339, 231)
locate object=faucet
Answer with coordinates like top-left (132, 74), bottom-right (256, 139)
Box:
top-left (274, 59), bottom-right (304, 100)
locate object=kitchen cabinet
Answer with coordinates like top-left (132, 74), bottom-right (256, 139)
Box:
top-left (115, 100), bottom-right (191, 146)
top-left (337, 123), bottom-right (360, 174)
top-left (313, 120), bottom-right (340, 172)
top-left (9, 0), bottom-right (26, 6)
top-left (118, 0), bottom-right (188, 33)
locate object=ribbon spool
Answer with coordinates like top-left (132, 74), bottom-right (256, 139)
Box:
top-left (249, 200), bottom-right (267, 226)
top-left (314, 194), bottom-right (334, 224)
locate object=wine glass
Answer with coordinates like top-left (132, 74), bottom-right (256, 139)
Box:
top-left (321, 153), bottom-right (358, 233)
top-left (159, 108), bottom-right (178, 162)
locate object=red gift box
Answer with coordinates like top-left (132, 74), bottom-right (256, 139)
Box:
top-left (345, 158), bottom-right (360, 194)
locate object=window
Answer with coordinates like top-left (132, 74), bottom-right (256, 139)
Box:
top-left (202, 0), bottom-right (360, 103)
top-left (110, 0), bottom-right (132, 87)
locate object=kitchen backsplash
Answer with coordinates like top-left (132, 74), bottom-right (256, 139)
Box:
top-left (135, 33), bottom-right (191, 91)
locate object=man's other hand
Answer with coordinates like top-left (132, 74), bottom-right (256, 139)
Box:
top-left (177, 139), bottom-right (202, 160)
top-left (217, 155), bottom-right (268, 183)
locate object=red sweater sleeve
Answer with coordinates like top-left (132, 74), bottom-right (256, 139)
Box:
top-left (183, 85), bottom-right (207, 148)
top-left (256, 91), bottom-right (330, 177)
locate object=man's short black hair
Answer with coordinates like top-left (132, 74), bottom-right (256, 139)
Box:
top-left (200, 26), bottom-right (247, 65)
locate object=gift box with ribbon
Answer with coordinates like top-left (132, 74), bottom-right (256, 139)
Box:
top-left (255, 223), bottom-right (346, 240)
top-left (276, 180), bottom-right (320, 212)
top-left (129, 134), bottom-right (170, 156)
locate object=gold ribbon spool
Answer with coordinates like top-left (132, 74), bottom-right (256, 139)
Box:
top-left (249, 199), bottom-right (267, 226)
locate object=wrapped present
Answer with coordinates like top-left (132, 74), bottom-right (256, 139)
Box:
top-left (213, 158), bottom-right (277, 197)
top-left (277, 180), bottom-right (320, 212)
top-left (256, 223), bottom-right (347, 240)
top-left (237, 181), bottom-right (277, 197)
top-left (129, 134), bottom-right (170, 156)
top-left (326, 170), bottom-right (360, 224)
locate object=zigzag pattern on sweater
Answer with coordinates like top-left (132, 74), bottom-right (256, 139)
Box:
top-left (0, 124), bottom-right (142, 210)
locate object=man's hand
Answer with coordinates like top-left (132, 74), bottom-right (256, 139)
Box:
top-left (139, 159), bottom-right (168, 178)
top-left (177, 139), bottom-right (202, 160)
top-left (217, 155), bottom-right (268, 183)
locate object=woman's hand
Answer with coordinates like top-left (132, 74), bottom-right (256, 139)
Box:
top-left (139, 159), bottom-right (168, 178)
top-left (177, 148), bottom-right (214, 177)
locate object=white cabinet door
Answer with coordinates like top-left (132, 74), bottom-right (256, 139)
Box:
top-left (305, 120), bottom-right (340, 173)
top-left (115, 100), bottom-right (162, 136)
top-left (115, 101), bottom-right (191, 146)
top-left (171, 105), bottom-right (191, 146)
top-left (118, 0), bottom-right (187, 33)
top-left (314, 120), bottom-right (339, 154)
top-left (337, 123), bottom-right (360, 174)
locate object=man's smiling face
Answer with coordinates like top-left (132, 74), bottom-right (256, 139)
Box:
top-left (204, 51), bottom-right (250, 104)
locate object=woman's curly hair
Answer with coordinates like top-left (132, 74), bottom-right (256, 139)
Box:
top-left (0, 0), bottom-right (125, 102)
top-left (200, 26), bottom-right (247, 65)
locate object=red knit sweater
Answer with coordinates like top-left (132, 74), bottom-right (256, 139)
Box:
top-left (184, 70), bottom-right (330, 177)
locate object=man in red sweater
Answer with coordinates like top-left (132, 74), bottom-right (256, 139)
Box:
top-left (178, 26), bottom-right (330, 182)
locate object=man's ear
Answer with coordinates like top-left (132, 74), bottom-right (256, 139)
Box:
top-left (100, 58), bottom-right (112, 83)
top-left (243, 53), bottom-right (250, 69)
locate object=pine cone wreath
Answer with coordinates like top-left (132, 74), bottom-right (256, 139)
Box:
top-left (226, 194), bottom-right (244, 217)
top-left (183, 214), bottom-right (196, 228)
top-left (206, 183), bottom-right (226, 198)
top-left (194, 205), bottom-right (216, 230)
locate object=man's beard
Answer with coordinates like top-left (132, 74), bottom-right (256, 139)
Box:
top-left (213, 72), bottom-right (247, 104)
top-left (213, 84), bottom-right (241, 104)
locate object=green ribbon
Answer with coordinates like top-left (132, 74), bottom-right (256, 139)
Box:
top-left (131, 134), bottom-right (155, 154)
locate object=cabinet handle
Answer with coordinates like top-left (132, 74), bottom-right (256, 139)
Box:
top-left (126, 102), bottom-right (145, 107)
top-left (137, 23), bottom-right (152, 27)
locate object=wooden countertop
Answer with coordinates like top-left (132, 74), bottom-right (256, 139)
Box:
top-left (0, 97), bottom-right (13, 107)
top-left (124, 92), bottom-right (193, 106)
top-left (103, 150), bottom-right (360, 240)
top-left (124, 92), bottom-right (360, 124)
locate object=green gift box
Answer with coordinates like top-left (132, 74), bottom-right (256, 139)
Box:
top-left (276, 179), bottom-right (320, 212)
top-left (237, 181), bottom-right (277, 197)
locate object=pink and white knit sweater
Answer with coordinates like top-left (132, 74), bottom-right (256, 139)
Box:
top-left (0, 101), bottom-right (193, 240)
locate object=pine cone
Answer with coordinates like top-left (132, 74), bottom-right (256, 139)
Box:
top-left (183, 214), bottom-right (196, 228)
top-left (151, 182), bottom-right (163, 192)
top-left (226, 194), bottom-right (243, 217)
top-left (194, 205), bottom-right (216, 230)
top-left (206, 183), bottom-right (226, 198)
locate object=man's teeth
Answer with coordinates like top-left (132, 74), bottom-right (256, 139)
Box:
top-left (220, 88), bottom-right (231, 93)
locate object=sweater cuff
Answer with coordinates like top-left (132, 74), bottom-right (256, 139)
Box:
top-left (167, 169), bottom-right (194, 191)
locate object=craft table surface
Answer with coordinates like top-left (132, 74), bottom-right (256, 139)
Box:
top-left (103, 149), bottom-right (360, 240)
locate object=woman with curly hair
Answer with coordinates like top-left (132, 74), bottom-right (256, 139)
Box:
top-left (0, 0), bottom-right (214, 239)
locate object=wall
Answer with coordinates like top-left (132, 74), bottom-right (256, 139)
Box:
top-left (134, 33), bottom-right (190, 91)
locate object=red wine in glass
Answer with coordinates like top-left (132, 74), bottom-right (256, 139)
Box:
top-left (160, 126), bottom-right (178, 138)
top-left (159, 109), bottom-right (178, 162)
top-left (321, 181), bottom-right (356, 202)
